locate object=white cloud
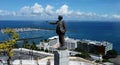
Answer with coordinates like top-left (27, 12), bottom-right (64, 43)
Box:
top-left (100, 14), bottom-right (108, 18)
top-left (31, 3), bottom-right (44, 14)
top-left (112, 14), bottom-right (120, 19)
top-left (0, 3), bottom-right (120, 21)
top-left (0, 10), bottom-right (10, 16)
top-left (20, 3), bottom-right (44, 16)
top-left (20, 6), bottom-right (31, 15)
top-left (0, 10), bottom-right (16, 16)
top-left (45, 5), bottom-right (54, 15)
top-left (85, 12), bottom-right (96, 16)
top-left (11, 12), bottom-right (17, 16)
top-left (56, 4), bottom-right (72, 16)
top-left (76, 11), bottom-right (83, 16)
top-left (71, 11), bottom-right (98, 19)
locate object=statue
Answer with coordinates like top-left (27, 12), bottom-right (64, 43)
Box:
top-left (48, 15), bottom-right (66, 49)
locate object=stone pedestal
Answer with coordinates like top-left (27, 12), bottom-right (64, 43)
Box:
top-left (54, 50), bottom-right (69, 65)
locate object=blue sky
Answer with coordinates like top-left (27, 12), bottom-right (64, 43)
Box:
top-left (0, 0), bottom-right (120, 21)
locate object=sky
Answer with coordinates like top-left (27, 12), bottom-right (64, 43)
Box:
top-left (0, 0), bottom-right (120, 21)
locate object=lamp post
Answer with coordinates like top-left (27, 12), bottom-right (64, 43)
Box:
top-left (20, 42), bottom-right (23, 65)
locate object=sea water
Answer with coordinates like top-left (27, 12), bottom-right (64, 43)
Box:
top-left (0, 21), bottom-right (120, 53)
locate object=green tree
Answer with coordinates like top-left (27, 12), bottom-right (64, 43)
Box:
top-left (75, 52), bottom-right (90, 59)
top-left (0, 28), bottom-right (19, 65)
top-left (13, 43), bottom-right (19, 48)
top-left (45, 49), bottom-right (48, 52)
top-left (103, 50), bottom-right (118, 59)
top-left (23, 40), bottom-right (31, 49)
top-left (31, 41), bottom-right (37, 50)
top-left (40, 47), bottom-right (44, 51)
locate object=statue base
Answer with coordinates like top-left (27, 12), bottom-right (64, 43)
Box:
top-left (57, 46), bottom-right (67, 50)
top-left (54, 49), bottom-right (69, 65)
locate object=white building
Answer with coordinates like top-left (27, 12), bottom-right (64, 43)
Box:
top-left (65, 37), bottom-right (79, 50)
top-left (37, 36), bottom-right (79, 51)
top-left (37, 36), bottom-right (112, 54)
top-left (102, 41), bottom-right (113, 54)
top-left (79, 39), bottom-right (113, 54)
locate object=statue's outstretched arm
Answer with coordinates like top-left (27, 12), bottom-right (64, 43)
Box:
top-left (47, 21), bottom-right (58, 25)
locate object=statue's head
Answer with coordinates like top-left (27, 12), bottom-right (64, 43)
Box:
top-left (58, 15), bottom-right (63, 20)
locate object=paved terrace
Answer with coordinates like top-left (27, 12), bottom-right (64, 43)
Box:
top-left (0, 48), bottom-right (53, 65)
top-left (0, 48), bottom-right (113, 65)
top-left (12, 48), bottom-right (53, 60)
top-left (11, 57), bottom-right (102, 65)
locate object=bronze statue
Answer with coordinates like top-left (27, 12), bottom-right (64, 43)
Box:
top-left (48, 15), bottom-right (66, 49)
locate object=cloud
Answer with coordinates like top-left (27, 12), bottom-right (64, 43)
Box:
top-left (76, 11), bottom-right (83, 16)
top-left (31, 3), bottom-right (44, 14)
top-left (56, 4), bottom-right (72, 16)
top-left (112, 14), bottom-right (120, 19)
top-left (0, 10), bottom-right (10, 16)
top-left (71, 11), bottom-right (98, 19)
top-left (0, 3), bottom-right (120, 21)
top-left (45, 5), bottom-right (54, 15)
top-left (20, 3), bottom-right (44, 16)
top-left (20, 6), bottom-right (31, 15)
top-left (85, 12), bottom-right (96, 16)
top-left (100, 14), bottom-right (108, 18)
top-left (0, 10), bottom-right (16, 16)
top-left (20, 4), bottom-right (74, 17)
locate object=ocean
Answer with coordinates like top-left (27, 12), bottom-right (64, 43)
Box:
top-left (0, 20), bottom-right (120, 54)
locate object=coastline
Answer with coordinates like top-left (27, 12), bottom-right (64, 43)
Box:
top-left (0, 28), bottom-right (54, 33)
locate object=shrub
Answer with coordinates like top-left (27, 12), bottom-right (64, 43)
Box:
top-left (102, 59), bottom-right (111, 62)
top-left (103, 50), bottom-right (118, 59)
top-left (75, 52), bottom-right (90, 59)
top-left (45, 49), bottom-right (48, 52)
top-left (40, 47), bottom-right (44, 51)
top-left (95, 60), bottom-right (100, 63)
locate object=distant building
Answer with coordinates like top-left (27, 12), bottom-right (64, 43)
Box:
top-left (37, 36), bottom-right (113, 55)
top-left (37, 36), bottom-right (59, 52)
top-left (37, 36), bottom-right (79, 51)
top-left (77, 39), bottom-right (113, 55)
top-left (65, 37), bottom-right (79, 50)
top-left (102, 41), bottom-right (113, 54)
